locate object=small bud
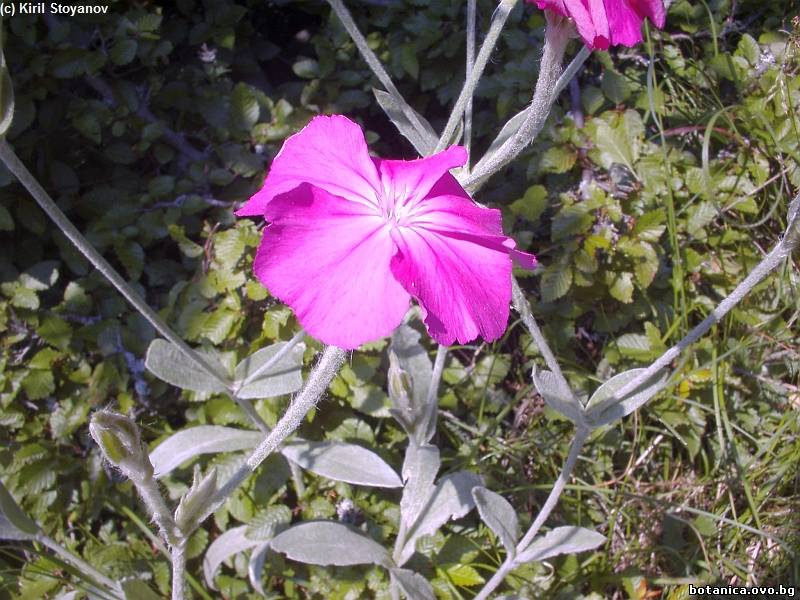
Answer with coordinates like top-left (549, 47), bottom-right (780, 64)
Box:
top-left (388, 351), bottom-right (414, 412)
top-left (89, 410), bottom-right (153, 481)
top-left (388, 351), bottom-right (416, 434)
top-left (174, 466), bottom-right (217, 534)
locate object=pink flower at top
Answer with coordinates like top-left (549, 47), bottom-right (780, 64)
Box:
top-left (236, 115), bottom-right (537, 350)
top-left (528, 0), bottom-right (666, 50)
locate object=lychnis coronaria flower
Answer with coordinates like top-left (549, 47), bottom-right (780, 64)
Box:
top-left (236, 115), bottom-right (536, 349)
top-left (528, 0), bottom-right (666, 50)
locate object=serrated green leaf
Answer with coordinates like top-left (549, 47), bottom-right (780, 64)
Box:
top-left (601, 69), bottom-right (631, 104)
top-left (540, 261), bottom-right (572, 303)
top-left (110, 38), bottom-right (138, 65)
top-left (540, 146), bottom-right (577, 174)
top-left (606, 271), bottom-right (634, 303)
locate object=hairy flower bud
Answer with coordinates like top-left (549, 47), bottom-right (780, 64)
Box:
top-left (89, 410), bottom-right (153, 482)
top-left (388, 350), bottom-right (416, 434)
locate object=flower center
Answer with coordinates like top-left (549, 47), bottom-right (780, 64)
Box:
top-left (378, 176), bottom-right (413, 226)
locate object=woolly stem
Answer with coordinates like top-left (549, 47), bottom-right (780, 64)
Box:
top-left (473, 427), bottom-right (589, 600)
top-left (434, 0), bottom-right (519, 153)
top-left (465, 20), bottom-right (576, 192)
top-left (0, 141), bottom-right (231, 389)
top-left (200, 346), bottom-right (347, 524)
top-left (327, 0), bottom-right (430, 145)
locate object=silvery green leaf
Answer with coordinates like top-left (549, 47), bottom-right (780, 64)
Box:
top-left (149, 426), bottom-right (261, 478)
top-left (281, 440), bottom-right (401, 488)
top-left (399, 471), bottom-right (481, 565)
top-left (120, 579), bottom-right (162, 600)
top-left (174, 467), bottom-right (217, 533)
top-left (516, 526), bottom-right (605, 564)
top-left (233, 341), bottom-right (305, 399)
top-left (373, 89), bottom-right (438, 156)
top-left (584, 368), bottom-right (669, 428)
top-left (0, 480), bottom-right (39, 540)
top-left (531, 368), bottom-right (584, 424)
top-left (472, 486), bottom-right (519, 556)
top-left (270, 521), bottom-right (391, 567)
top-left (389, 325), bottom-right (435, 444)
top-left (204, 525), bottom-right (261, 589)
top-left (400, 443), bottom-right (440, 530)
top-left (145, 339), bottom-right (229, 393)
top-left (478, 107), bottom-right (529, 169)
top-left (247, 542), bottom-right (272, 597)
top-left (0, 24), bottom-right (14, 139)
top-left (391, 568), bottom-right (436, 600)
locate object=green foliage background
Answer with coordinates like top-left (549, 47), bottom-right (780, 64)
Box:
top-left (0, 0), bottom-right (798, 597)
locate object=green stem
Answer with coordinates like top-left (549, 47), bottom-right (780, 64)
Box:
top-left (171, 543), bottom-right (187, 600)
top-left (0, 141), bottom-right (231, 389)
top-left (473, 427), bottom-right (589, 600)
top-left (610, 193), bottom-right (800, 402)
top-left (200, 346), bottom-right (347, 525)
top-left (434, 0), bottom-right (519, 153)
top-left (511, 278), bottom-right (573, 397)
top-left (37, 533), bottom-right (120, 594)
top-left (465, 22), bottom-right (575, 192)
top-left (464, 0), bottom-right (477, 155)
top-left (327, 0), bottom-right (430, 146)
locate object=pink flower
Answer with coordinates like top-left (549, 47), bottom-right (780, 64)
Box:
top-left (236, 115), bottom-right (536, 349)
top-left (529, 0), bottom-right (666, 50)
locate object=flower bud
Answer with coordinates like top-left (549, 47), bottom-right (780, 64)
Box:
top-left (388, 350), bottom-right (415, 422)
top-left (89, 410), bottom-right (153, 481)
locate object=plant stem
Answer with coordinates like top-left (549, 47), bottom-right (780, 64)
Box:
top-left (171, 543), bottom-right (187, 600)
top-left (511, 279), bottom-right (574, 397)
top-left (0, 141), bottom-right (231, 388)
top-left (134, 472), bottom-right (182, 548)
top-left (200, 346), bottom-right (347, 524)
top-left (426, 345), bottom-right (448, 408)
top-left (465, 19), bottom-right (573, 192)
top-left (434, 0), bottom-right (519, 153)
top-left (37, 533), bottom-right (120, 593)
top-left (327, 0), bottom-right (430, 146)
top-left (473, 427), bottom-right (589, 600)
top-left (611, 193), bottom-right (800, 402)
top-left (464, 0), bottom-right (477, 155)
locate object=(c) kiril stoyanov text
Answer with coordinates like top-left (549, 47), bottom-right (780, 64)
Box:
top-left (0, 2), bottom-right (110, 17)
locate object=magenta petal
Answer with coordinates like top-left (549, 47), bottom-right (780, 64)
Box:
top-left (390, 226), bottom-right (513, 346)
top-left (533, 0), bottom-right (569, 17)
top-left (254, 184), bottom-right (410, 349)
top-left (236, 115), bottom-right (381, 217)
top-left (390, 194), bottom-right (528, 345)
top-left (605, 0), bottom-right (647, 46)
top-left (376, 146), bottom-right (468, 209)
top-left (629, 0), bottom-right (666, 28)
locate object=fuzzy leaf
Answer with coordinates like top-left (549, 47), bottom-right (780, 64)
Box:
top-left (399, 471), bottom-right (481, 565)
top-left (373, 89), bottom-right (437, 156)
top-left (0, 481), bottom-right (39, 540)
top-left (145, 339), bottom-right (230, 394)
top-left (391, 568), bottom-right (436, 600)
top-left (472, 487), bottom-right (519, 556)
top-left (233, 341), bottom-right (305, 399)
top-left (203, 526), bottom-right (260, 589)
top-left (281, 440), bottom-right (402, 488)
top-left (516, 526), bottom-right (605, 563)
top-left (149, 426), bottom-right (261, 477)
top-left (584, 368), bottom-right (670, 428)
top-left (531, 369), bottom-right (583, 424)
top-left (270, 521), bottom-right (390, 567)
top-left (400, 443), bottom-right (441, 529)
